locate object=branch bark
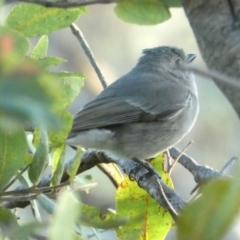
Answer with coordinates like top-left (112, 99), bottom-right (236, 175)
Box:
top-left (2, 148), bottom-right (229, 216)
top-left (4, 0), bottom-right (115, 7)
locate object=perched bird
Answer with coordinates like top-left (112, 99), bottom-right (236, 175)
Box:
top-left (67, 46), bottom-right (198, 172)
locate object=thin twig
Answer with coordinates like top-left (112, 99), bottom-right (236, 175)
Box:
top-left (190, 183), bottom-right (200, 195)
top-left (220, 156), bottom-right (238, 174)
top-left (97, 163), bottom-right (123, 188)
top-left (189, 156), bottom-right (238, 195)
top-left (0, 194), bottom-right (38, 202)
top-left (184, 65), bottom-right (240, 91)
top-left (69, 25), bottom-right (127, 189)
top-left (70, 23), bottom-right (107, 89)
top-left (164, 150), bottom-right (171, 172)
top-left (0, 181), bottom-right (69, 197)
top-left (168, 141), bottom-right (193, 175)
top-left (156, 175), bottom-right (178, 220)
top-left (2, 164), bottom-right (30, 192)
top-left (169, 147), bottom-right (222, 194)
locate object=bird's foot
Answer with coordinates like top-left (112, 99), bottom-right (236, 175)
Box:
top-left (131, 158), bottom-right (161, 179)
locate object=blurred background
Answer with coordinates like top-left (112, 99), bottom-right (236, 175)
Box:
top-left (1, 3), bottom-right (240, 239)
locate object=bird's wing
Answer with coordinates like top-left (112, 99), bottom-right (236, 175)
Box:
top-left (71, 81), bottom-right (190, 132)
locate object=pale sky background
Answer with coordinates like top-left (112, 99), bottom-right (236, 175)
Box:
top-left (1, 3), bottom-right (240, 239)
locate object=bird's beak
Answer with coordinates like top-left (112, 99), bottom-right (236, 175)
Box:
top-left (187, 54), bottom-right (196, 63)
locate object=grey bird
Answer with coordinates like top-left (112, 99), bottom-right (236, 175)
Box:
top-left (67, 46), bottom-right (199, 172)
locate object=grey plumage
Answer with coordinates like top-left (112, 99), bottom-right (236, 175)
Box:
top-left (67, 46), bottom-right (199, 162)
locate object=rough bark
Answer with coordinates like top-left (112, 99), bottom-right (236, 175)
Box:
top-left (181, 0), bottom-right (240, 118)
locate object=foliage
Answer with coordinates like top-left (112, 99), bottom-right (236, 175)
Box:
top-left (0, 3), bottom-right (85, 238)
top-left (177, 178), bottom-right (240, 240)
top-left (116, 155), bottom-right (173, 240)
top-left (115, 0), bottom-right (181, 25)
top-left (0, 1), bottom-right (239, 240)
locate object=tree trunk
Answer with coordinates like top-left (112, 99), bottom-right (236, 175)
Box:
top-left (181, 0), bottom-right (240, 118)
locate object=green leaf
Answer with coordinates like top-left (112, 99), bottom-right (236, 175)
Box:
top-left (38, 194), bottom-right (84, 240)
top-left (0, 207), bottom-right (44, 240)
top-left (29, 35), bottom-right (66, 69)
top-left (161, 0), bottom-right (181, 7)
top-left (31, 35), bottom-right (48, 59)
top-left (9, 223), bottom-right (43, 240)
top-left (25, 56), bottom-right (67, 69)
top-left (79, 204), bottom-right (129, 228)
top-left (0, 69), bottom-right (60, 130)
top-left (116, 154), bottom-right (173, 239)
top-left (5, 3), bottom-right (87, 37)
top-left (28, 126), bottom-right (49, 184)
top-left (51, 144), bottom-right (66, 186)
top-left (0, 206), bottom-right (22, 240)
top-left (37, 194), bottom-right (55, 215)
top-left (0, 25), bottom-right (29, 73)
top-left (0, 128), bottom-right (27, 190)
top-left (33, 127), bottom-right (41, 147)
top-left (177, 179), bottom-right (240, 240)
top-left (52, 72), bottom-right (85, 111)
top-left (49, 192), bottom-right (79, 240)
top-left (67, 148), bottom-right (82, 183)
top-left (0, 206), bottom-right (18, 224)
top-left (37, 57), bottom-right (67, 68)
top-left (115, 0), bottom-right (170, 25)
top-left (49, 110), bottom-right (72, 147)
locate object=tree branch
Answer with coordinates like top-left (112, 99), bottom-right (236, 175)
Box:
top-left (70, 23), bottom-right (107, 89)
top-left (183, 65), bottom-right (240, 92)
top-left (2, 147), bottom-right (233, 216)
top-left (4, 0), bottom-right (116, 8)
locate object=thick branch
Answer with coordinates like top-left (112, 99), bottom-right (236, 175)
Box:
top-left (169, 148), bottom-right (223, 184)
top-left (2, 148), bottom-right (229, 213)
top-left (3, 150), bottom-right (186, 214)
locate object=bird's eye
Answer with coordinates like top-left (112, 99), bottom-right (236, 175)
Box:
top-left (175, 58), bottom-right (182, 67)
